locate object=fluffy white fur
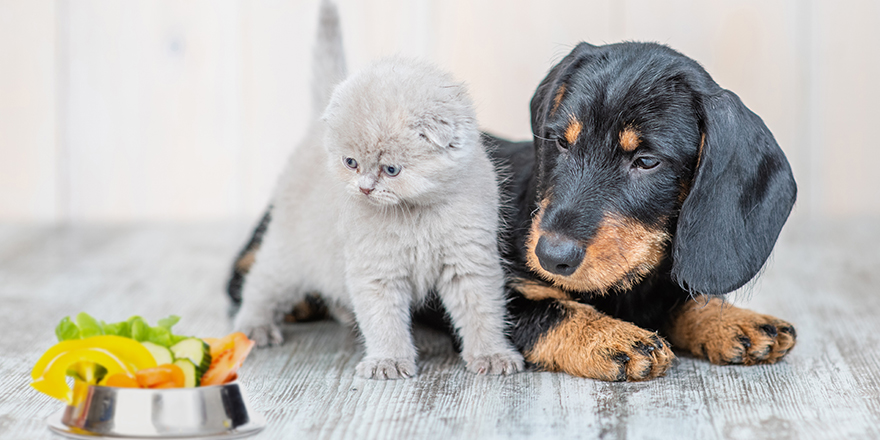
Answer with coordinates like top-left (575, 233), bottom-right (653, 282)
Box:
top-left (234, 0), bottom-right (522, 379)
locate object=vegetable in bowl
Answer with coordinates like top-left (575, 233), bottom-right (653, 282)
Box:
top-left (32, 312), bottom-right (255, 404)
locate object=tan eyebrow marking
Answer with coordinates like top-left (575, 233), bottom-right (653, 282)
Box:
top-left (550, 84), bottom-right (566, 116)
top-left (619, 127), bottom-right (641, 152)
top-left (564, 115), bottom-right (582, 145)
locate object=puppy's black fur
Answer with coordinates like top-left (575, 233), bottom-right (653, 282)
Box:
top-left (489, 42), bottom-right (796, 379)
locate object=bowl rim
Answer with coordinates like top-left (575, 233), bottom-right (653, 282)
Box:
top-left (84, 379), bottom-right (243, 394)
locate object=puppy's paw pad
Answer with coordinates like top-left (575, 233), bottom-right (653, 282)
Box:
top-left (355, 357), bottom-right (417, 380)
top-left (466, 350), bottom-right (524, 375)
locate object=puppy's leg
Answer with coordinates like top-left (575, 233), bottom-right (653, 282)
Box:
top-left (437, 271), bottom-right (524, 375)
top-left (349, 278), bottom-right (418, 379)
top-left (664, 296), bottom-right (796, 365)
top-left (514, 296), bottom-right (673, 381)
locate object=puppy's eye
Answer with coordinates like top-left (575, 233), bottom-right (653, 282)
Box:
top-left (343, 157), bottom-right (358, 169)
top-left (633, 156), bottom-right (660, 170)
top-left (555, 137), bottom-right (569, 152)
top-left (383, 165), bottom-right (401, 176)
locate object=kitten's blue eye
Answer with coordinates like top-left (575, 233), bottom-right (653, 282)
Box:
top-left (383, 165), bottom-right (401, 176)
top-left (343, 157), bottom-right (358, 169)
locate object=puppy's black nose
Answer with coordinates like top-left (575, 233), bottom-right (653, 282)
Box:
top-left (535, 235), bottom-right (585, 276)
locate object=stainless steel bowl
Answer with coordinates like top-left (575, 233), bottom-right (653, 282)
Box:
top-left (47, 382), bottom-right (265, 439)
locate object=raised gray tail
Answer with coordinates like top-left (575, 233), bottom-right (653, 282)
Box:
top-left (227, 2), bottom-right (347, 312)
top-left (311, 0), bottom-right (347, 117)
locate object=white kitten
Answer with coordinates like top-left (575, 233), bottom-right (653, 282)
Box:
top-left (234, 0), bottom-right (523, 379)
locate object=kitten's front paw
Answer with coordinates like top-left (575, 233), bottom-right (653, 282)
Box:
top-left (355, 357), bottom-right (417, 380)
top-left (465, 350), bottom-right (524, 375)
top-left (244, 324), bottom-right (283, 347)
top-left (234, 320), bottom-right (283, 347)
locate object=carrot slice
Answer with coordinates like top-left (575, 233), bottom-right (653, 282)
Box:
top-left (167, 363), bottom-right (185, 388)
top-left (136, 364), bottom-right (185, 388)
top-left (205, 333), bottom-right (242, 359)
top-left (104, 372), bottom-right (140, 388)
top-left (201, 333), bottom-right (254, 386)
top-left (202, 337), bottom-right (220, 353)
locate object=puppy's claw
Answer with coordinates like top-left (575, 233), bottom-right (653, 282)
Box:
top-left (667, 297), bottom-right (797, 366)
top-left (525, 303), bottom-right (674, 381)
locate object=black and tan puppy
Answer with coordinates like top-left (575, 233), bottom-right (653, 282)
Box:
top-left (489, 41), bottom-right (797, 381)
top-left (228, 41), bottom-right (797, 382)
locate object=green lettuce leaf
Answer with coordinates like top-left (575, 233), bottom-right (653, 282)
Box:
top-left (75, 312), bottom-right (104, 338)
top-left (53, 313), bottom-right (191, 347)
top-left (55, 316), bottom-right (81, 342)
top-left (157, 315), bottom-right (180, 329)
top-left (101, 320), bottom-right (131, 338)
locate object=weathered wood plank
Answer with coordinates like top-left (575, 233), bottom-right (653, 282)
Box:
top-left (1, 219), bottom-right (879, 439)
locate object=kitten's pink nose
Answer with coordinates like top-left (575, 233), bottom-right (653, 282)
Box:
top-left (359, 187), bottom-right (373, 195)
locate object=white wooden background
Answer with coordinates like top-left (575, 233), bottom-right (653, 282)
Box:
top-left (2, 0), bottom-right (879, 222)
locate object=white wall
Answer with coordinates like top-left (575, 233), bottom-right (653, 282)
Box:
top-left (1, 0), bottom-right (878, 221)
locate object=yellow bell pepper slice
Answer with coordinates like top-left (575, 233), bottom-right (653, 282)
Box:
top-left (31, 335), bottom-right (157, 379)
top-left (31, 348), bottom-right (132, 404)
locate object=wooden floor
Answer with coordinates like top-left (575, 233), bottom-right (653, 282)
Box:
top-left (2, 216), bottom-right (879, 439)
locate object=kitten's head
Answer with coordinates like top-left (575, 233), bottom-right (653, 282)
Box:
top-left (322, 57), bottom-right (480, 207)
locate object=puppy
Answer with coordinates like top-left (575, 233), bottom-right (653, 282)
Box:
top-left (489, 41), bottom-right (797, 381)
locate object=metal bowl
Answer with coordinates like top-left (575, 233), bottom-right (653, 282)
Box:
top-left (47, 382), bottom-right (265, 439)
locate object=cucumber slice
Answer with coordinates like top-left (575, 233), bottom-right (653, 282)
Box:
top-left (170, 338), bottom-right (212, 373)
top-left (173, 359), bottom-right (200, 387)
top-left (141, 341), bottom-right (173, 365)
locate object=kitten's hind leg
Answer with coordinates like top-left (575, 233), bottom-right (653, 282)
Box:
top-left (349, 278), bottom-right (418, 379)
top-left (233, 244), bottom-right (305, 347)
top-left (438, 271), bottom-right (524, 375)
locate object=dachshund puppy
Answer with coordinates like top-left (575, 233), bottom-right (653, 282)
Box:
top-left (489, 41), bottom-right (797, 381)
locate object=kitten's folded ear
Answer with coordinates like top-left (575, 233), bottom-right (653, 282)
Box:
top-left (414, 112), bottom-right (457, 148)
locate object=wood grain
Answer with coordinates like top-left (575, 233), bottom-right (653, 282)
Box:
top-left (1, 217), bottom-right (879, 439)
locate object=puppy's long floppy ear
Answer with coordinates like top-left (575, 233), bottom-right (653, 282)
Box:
top-left (672, 89), bottom-right (797, 295)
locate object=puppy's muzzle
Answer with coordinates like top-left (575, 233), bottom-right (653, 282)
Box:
top-left (535, 234), bottom-right (585, 276)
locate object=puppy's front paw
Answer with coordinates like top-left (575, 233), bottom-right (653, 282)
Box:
top-left (667, 296), bottom-right (796, 365)
top-left (355, 357), bottom-right (417, 380)
top-left (465, 350), bottom-right (524, 375)
top-left (526, 301), bottom-right (674, 381)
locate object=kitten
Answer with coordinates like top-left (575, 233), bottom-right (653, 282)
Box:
top-left (233, 0), bottom-right (523, 379)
